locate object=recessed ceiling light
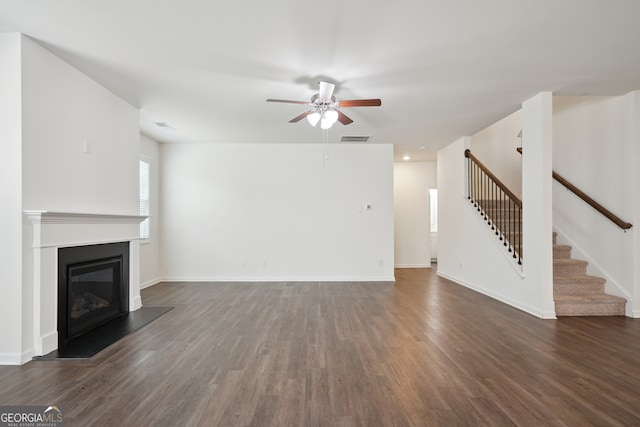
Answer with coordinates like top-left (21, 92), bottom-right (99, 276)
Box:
top-left (403, 155), bottom-right (411, 161)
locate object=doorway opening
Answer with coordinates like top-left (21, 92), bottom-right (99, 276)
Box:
top-left (429, 188), bottom-right (438, 262)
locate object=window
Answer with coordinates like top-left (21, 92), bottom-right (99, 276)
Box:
top-left (139, 160), bottom-right (150, 240)
top-left (429, 188), bottom-right (438, 233)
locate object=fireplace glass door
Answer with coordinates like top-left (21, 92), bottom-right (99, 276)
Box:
top-left (67, 257), bottom-right (125, 339)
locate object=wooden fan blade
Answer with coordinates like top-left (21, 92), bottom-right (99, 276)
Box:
top-left (289, 111), bottom-right (312, 123)
top-left (267, 99), bottom-right (309, 105)
top-left (338, 99), bottom-right (382, 107)
top-left (336, 110), bottom-right (354, 125)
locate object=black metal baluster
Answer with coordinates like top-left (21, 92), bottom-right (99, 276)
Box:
top-left (506, 197), bottom-right (511, 249)
top-left (467, 156), bottom-right (471, 201)
top-left (474, 163), bottom-right (478, 207)
top-left (490, 179), bottom-right (495, 230)
top-left (499, 189), bottom-right (504, 240)
top-left (517, 205), bottom-right (522, 264)
top-left (465, 150), bottom-right (523, 266)
top-left (482, 170), bottom-right (486, 220)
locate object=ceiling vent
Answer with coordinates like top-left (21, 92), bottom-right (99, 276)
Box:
top-left (340, 135), bottom-right (371, 143)
top-left (154, 122), bottom-right (176, 131)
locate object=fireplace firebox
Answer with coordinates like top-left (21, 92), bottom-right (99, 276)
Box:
top-left (58, 242), bottom-right (129, 347)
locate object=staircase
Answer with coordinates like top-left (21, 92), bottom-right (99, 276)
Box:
top-left (481, 211), bottom-right (626, 316)
top-left (467, 149), bottom-right (628, 317)
top-left (553, 232), bottom-right (626, 316)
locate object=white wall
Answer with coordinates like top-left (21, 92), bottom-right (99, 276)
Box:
top-left (553, 95), bottom-right (636, 314)
top-left (471, 109), bottom-right (522, 197)
top-left (437, 137), bottom-right (533, 314)
top-left (160, 143), bottom-right (395, 281)
top-left (437, 93), bottom-right (555, 319)
top-left (631, 91), bottom-right (640, 316)
top-left (0, 35), bottom-right (142, 364)
top-left (393, 162), bottom-right (436, 267)
top-left (521, 92), bottom-right (555, 318)
top-left (0, 34), bottom-right (24, 364)
top-left (140, 134), bottom-right (162, 288)
top-left (21, 37), bottom-right (139, 214)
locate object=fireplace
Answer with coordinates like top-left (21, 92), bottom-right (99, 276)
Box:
top-left (58, 242), bottom-right (129, 347)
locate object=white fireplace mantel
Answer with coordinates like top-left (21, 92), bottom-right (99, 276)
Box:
top-left (24, 211), bottom-right (146, 357)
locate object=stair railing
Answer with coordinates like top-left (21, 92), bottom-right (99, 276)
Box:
top-left (465, 149), bottom-right (522, 265)
top-left (552, 172), bottom-right (632, 230)
top-left (516, 147), bottom-right (632, 231)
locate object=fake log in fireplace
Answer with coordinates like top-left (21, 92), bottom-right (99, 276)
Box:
top-left (58, 242), bottom-right (129, 347)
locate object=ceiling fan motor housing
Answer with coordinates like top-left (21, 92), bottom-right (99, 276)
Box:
top-left (318, 81), bottom-right (335, 101)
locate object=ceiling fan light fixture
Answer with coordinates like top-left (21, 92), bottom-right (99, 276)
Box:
top-left (320, 109), bottom-right (338, 129)
top-left (266, 81), bottom-right (380, 129)
top-left (306, 111), bottom-right (321, 127)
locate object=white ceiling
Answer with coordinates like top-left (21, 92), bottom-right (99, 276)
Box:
top-left (2, 1), bottom-right (640, 161)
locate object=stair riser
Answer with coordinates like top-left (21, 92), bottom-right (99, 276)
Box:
top-left (553, 247), bottom-right (571, 259)
top-left (554, 263), bottom-right (587, 276)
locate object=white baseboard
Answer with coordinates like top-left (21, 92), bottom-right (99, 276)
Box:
top-left (140, 278), bottom-right (163, 289)
top-left (132, 295), bottom-right (143, 310)
top-left (0, 354), bottom-right (22, 365)
top-left (161, 275), bottom-right (396, 283)
top-left (0, 348), bottom-right (35, 365)
top-left (394, 264), bottom-right (431, 268)
top-left (41, 331), bottom-right (58, 356)
top-left (437, 271), bottom-right (556, 319)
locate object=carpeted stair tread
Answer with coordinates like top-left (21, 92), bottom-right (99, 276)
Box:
top-left (552, 233), bottom-right (626, 316)
top-left (554, 281), bottom-right (605, 296)
top-left (554, 275), bottom-right (606, 295)
top-left (553, 275), bottom-right (606, 285)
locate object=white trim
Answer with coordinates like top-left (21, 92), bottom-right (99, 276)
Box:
top-left (0, 349), bottom-right (35, 365)
top-left (0, 354), bottom-right (22, 365)
top-left (24, 210), bottom-right (146, 225)
top-left (160, 276), bottom-right (397, 283)
top-left (41, 331), bottom-right (58, 355)
top-left (24, 210), bottom-right (146, 358)
top-left (140, 278), bottom-right (163, 289)
top-left (33, 237), bottom-right (140, 250)
top-left (437, 271), bottom-right (556, 319)
top-left (394, 264), bottom-right (431, 268)
top-left (132, 296), bottom-right (143, 310)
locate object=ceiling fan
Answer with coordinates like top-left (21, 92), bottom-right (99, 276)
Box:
top-left (267, 81), bottom-right (382, 129)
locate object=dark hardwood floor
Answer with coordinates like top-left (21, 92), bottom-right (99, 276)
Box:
top-left (2, 268), bottom-right (640, 426)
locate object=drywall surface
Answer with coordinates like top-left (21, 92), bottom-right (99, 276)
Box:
top-left (160, 143), bottom-right (395, 281)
